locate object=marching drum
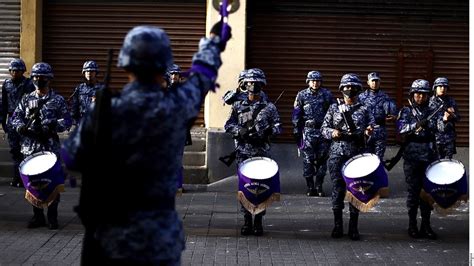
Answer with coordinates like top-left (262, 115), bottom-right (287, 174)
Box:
top-left (423, 159), bottom-right (468, 210)
top-left (237, 157), bottom-right (280, 214)
top-left (19, 151), bottom-right (65, 208)
top-left (342, 153), bottom-right (389, 212)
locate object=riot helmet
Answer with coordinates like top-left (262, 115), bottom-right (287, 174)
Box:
top-left (432, 77), bottom-right (449, 90)
top-left (117, 26), bottom-right (174, 74)
top-left (306, 71), bottom-right (323, 83)
top-left (409, 79), bottom-right (431, 95)
top-left (339, 73), bottom-right (362, 98)
top-left (82, 60), bottom-right (99, 73)
top-left (243, 68), bottom-right (267, 85)
top-left (31, 62), bottom-right (54, 79)
top-left (9, 59), bottom-right (26, 72)
top-left (339, 73), bottom-right (362, 91)
top-left (166, 64), bottom-right (181, 75)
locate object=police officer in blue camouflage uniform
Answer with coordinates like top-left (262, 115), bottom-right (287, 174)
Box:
top-left (165, 63), bottom-right (192, 190)
top-left (166, 63), bottom-right (182, 90)
top-left (69, 60), bottom-right (104, 125)
top-left (428, 77), bottom-right (460, 159)
top-left (358, 72), bottom-right (397, 160)
top-left (1, 58), bottom-right (35, 187)
top-left (62, 22), bottom-right (231, 265)
top-left (292, 71), bottom-right (333, 197)
top-left (224, 68), bottom-right (282, 236)
top-left (12, 62), bottom-right (72, 229)
top-left (321, 73), bottom-right (375, 240)
top-left (397, 79), bottom-right (445, 240)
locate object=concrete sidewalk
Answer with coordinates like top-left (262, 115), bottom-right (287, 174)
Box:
top-left (0, 184), bottom-right (469, 265)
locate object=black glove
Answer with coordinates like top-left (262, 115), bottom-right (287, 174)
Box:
top-left (18, 125), bottom-right (27, 135)
top-left (416, 119), bottom-right (428, 129)
top-left (293, 132), bottom-right (302, 144)
top-left (210, 21), bottom-right (232, 52)
top-left (238, 127), bottom-right (248, 139)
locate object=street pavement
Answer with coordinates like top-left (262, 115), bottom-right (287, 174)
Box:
top-left (0, 178), bottom-right (469, 265)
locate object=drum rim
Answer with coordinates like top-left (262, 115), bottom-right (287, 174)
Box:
top-left (342, 153), bottom-right (380, 179)
top-left (19, 151), bottom-right (58, 173)
top-left (239, 156), bottom-right (279, 179)
top-left (425, 158), bottom-right (465, 185)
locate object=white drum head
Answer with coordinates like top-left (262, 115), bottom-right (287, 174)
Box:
top-left (21, 152), bottom-right (57, 175)
top-left (239, 157), bottom-right (279, 180)
top-left (426, 159), bottom-right (465, 185)
top-left (343, 153), bottom-right (380, 178)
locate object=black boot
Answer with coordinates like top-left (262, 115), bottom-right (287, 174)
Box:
top-left (28, 207), bottom-right (46, 228)
top-left (305, 178), bottom-right (316, 196)
top-left (253, 214), bottom-right (264, 236)
top-left (408, 208), bottom-right (420, 238)
top-left (47, 195), bottom-right (60, 230)
top-left (315, 184), bottom-right (325, 197)
top-left (420, 211), bottom-right (437, 240)
top-left (241, 213), bottom-right (253, 236)
top-left (348, 211), bottom-right (360, 240)
top-left (331, 210), bottom-right (343, 238)
top-left (9, 170), bottom-right (22, 188)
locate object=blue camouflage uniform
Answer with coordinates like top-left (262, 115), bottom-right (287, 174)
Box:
top-left (12, 62), bottom-right (72, 230)
top-left (397, 79), bottom-right (445, 239)
top-left (70, 60), bottom-right (103, 125)
top-left (1, 59), bottom-right (35, 186)
top-left (224, 68), bottom-right (282, 236)
top-left (358, 72), bottom-right (397, 160)
top-left (62, 24), bottom-right (228, 265)
top-left (224, 97), bottom-right (282, 164)
top-left (292, 70), bottom-right (333, 196)
top-left (321, 73), bottom-right (375, 240)
top-left (321, 102), bottom-right (374, 210)
top-left (12, 89), bottom-right (72, 156)
top-left (70, 82), bottom-right (103, 125)
top-left (428, 77), bottom-right (460, 159)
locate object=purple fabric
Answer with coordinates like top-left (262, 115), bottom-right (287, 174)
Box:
top-left (343, 157), bottom-right (388, 204)
top-left (185, 64), bottom-right (218, 92)
top-left (238, 161), bottom-right (280, 206)
top-left (20, 152), bottom-right (65, 204)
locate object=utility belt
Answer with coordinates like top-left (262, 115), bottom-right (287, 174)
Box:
top-left (304, 120), bottom-right (322, 129)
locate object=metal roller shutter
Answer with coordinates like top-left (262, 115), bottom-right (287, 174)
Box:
top-left (0, 0), bottom-right (21, 85)
top-left (43, 1), bottom-right (206, 126)
top-left (247, 0), bottom-right (468, 146)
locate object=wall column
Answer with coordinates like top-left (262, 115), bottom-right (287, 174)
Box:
top-left (204, 0), bottom-right (246, 129)
top-left (20, 0), bottom-right (42, 74)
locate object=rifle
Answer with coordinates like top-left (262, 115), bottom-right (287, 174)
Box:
top-left (335, 98), bottom-right (363, 144)
top-left (336, 98), bottom-right (357, 134)
top-left (435, 96), bottom-right (457, 120)
top-left (75, 49), bottom-right (113, 227)
top-left (384, 100), bottom-right (444, 171)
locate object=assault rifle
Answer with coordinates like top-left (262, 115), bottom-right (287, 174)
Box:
top-left (383, 100), bottom-right (445, 171)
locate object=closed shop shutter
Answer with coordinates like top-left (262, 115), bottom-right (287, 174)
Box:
top-left (247, 0), bottom-right (468, 146)
top-left (43, 1), bottom-right (206, 126)
top-left (0, 0), bottom-right (21, 85)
